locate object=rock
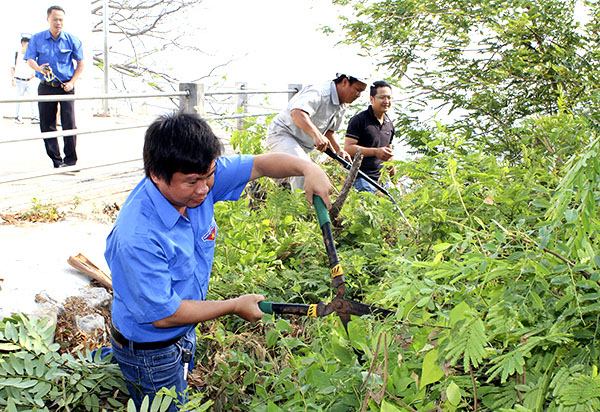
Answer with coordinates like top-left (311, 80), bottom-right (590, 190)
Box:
top-left (76, 313), bottom-right (106, 334)
top-left (30, 302), bottom-right (60, 329)
top-left (79, 287), bottom-right (112, 309)
top-left (35, 291), bottom-right (65, 314)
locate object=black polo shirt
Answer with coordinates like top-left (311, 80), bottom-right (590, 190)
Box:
top-left (345, 105), bottom-right (395, 181)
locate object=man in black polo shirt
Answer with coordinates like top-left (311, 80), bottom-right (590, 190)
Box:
top-left (344, 80), bottom-right (395, 193)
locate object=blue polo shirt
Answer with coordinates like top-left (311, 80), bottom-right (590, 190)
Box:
top-left (24, 29), bottom-right (83, 83)
top-left (105, 155), bottom-right (254, 342)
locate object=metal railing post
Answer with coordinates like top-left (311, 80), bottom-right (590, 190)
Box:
top-left (235, 82), bottom-right (248, 130)
top-left (102, 0), bottom-right (110, 116)
top-left (178, 82), bottom-right (198, 113)
top-left (197, 83), bottom-right (205, 116)
top-left (288, 84), bottom-right (302, 101)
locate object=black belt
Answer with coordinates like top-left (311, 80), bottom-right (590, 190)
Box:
top-left (110, 323), bottom-right (181, 350)
top-left (15, 77), bottom-right (30, 81)
top-left (41, 80), bottom-right (63, 88)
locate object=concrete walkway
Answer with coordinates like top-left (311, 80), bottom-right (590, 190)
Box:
top-left (0, 217), bottom-right (112, 319)
top-left (0, 109), bottom-right (233, 214)
top-left (1, 109), bottom-right (149, 214)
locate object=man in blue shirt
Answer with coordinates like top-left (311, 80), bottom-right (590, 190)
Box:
top-left (26, 5), bottom-right (84, 168)
top-left (105, 112), bottom-right (332, 409)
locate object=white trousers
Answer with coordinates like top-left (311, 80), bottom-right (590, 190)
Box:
top-left (15, 79), bottom-right (37, 119)
top-left (266, 123), bottom-right (314, 191)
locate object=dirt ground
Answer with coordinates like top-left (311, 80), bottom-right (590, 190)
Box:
top-left (0, 190), bottom-right (126, 354)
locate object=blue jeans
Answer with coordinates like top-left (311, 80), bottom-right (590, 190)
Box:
top-left (110, 327), bottom-right (197, 411)
top-left (353, 177), bottom-right (378, 194)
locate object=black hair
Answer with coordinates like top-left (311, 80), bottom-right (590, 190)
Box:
top-left (333, 74), bottom-right (363, 85)
top-left (370, 80), bottom-right (392, 97)
top-left (47, 5), bottom-right (65, 16)
top-left (143, 112), bottom-right (224, 184)
top-left (21, 37), bottom-right (30, 43)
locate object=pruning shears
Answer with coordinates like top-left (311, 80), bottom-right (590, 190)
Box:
top-left (41, 64), bottom-right (66, 87)
top-left (258, 195), bottom-right (393, 335)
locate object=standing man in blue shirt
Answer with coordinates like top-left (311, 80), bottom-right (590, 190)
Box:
top-left (105, 112), bottom-right (332, 409)
top-left (26, 5), bottom-right (84, 168)
top-left (344, 81), bottom-right (396, 193)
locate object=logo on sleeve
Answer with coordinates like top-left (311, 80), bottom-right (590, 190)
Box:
top-left (202, 221), bottom-right (217, 242)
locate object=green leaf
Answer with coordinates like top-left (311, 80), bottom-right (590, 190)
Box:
top-left (139, 395), bottom-right (151, 411)
top-left (331, 340), bottom-right (354, 364)
top-left (128, 399), bottom-right (138, 412)
top-left (243, 371), bottom-right (256, 386)
top-left (564, 209), bottom-right (578, 223)
top-left (381, 399), bottom-right (403, 411)
top-left (9, 356), bottom-right (24, 375)
top-left (433, 243), bottom-right (452, 252)
top-left (150, 394), bottom-right (162, 412)
top-left (266, 329), bottom-right (279, 347)
top-left (4, 322), bottom-right (18, 342)
top-left (529, 290), bottom-right (545, 312)
top-left (532, 199), bottom-right (551, 208)
top-left (108, 397), bottom-right (124, 408)
top-left (267, 400), bottom-right (283, 412)
top-left (449, 301), bottom-right (471, 326)
top-left (420, 349), bottom-right (444, 389)
top-left (275, 319), bottom-right (293, 334)
top-left (446, 381), bottom-right (462, 406)
top-left (7, 397), bottom-right (17, 412)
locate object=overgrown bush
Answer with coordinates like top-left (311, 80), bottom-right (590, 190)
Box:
top-left (3, 112), bottom-right (600, 410)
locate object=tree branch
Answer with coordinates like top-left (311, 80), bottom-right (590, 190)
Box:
top-left (330, 150), bottom-right (363, 226)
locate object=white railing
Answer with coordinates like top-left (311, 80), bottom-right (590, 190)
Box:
top-left (0, 82), bottom-right (300, 211)
top-left (1, 83), bottom-right (301, 144)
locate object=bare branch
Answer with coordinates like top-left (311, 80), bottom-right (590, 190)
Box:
top-left (91, 0), bottom-right (234, 92)
top-left (330, 150), bottom-right (363, 226)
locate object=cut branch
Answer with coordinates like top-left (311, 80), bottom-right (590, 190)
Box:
top-left (330, 150), bottom-right (363, 226)
top-left (470, 364), bottom-right (478, 412)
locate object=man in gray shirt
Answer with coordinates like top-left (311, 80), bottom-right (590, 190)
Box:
top-left (267, 73), bottom-right (368, 190)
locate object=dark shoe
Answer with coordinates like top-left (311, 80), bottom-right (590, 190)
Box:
top-left (54, 162), bottom-right (66, 168)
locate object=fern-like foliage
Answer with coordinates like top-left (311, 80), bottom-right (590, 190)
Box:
top-left (442, 313), bottom-right (489, 372)
top-left (550, 369), bottom-right (600, 412)
top-left (486, 337), bottom-right (541, 384)
top-left (0, 314), bottom-right (129, 410)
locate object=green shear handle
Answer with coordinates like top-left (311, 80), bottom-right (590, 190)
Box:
top-left (313, 195), bottom-right (345, 297)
